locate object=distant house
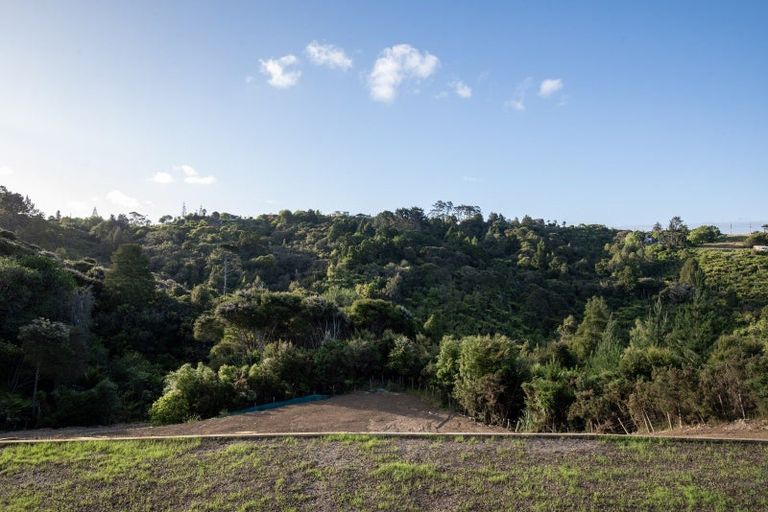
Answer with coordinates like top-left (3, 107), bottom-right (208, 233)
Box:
top-left (753, 245), bottom-right (768, 253)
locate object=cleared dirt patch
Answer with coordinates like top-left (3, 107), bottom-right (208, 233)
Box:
top-left (0, 391), bottom-right (502, 440)
top-left (652, 418), bottom-right (768, 440)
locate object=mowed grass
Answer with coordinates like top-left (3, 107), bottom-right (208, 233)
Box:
top-left (1, 435), bottom-right (767, 511)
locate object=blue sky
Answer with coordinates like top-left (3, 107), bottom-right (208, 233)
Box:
top-left (1, 1), bottom-right (766, 228)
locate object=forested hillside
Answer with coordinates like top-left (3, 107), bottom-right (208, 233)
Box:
top-left (2, 185), bottom-right (767, 433)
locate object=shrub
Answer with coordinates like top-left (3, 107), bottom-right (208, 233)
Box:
top-left (434, 336), bottom-right (462, 393)
top-left (248, 342), bottom-right (314, 402)
top-left (619, 345), bottom-right (678, 381)
top-left (687, 225), bottom-right (722, 245)
top-left (151, 363), bottom-right (233, 423)
top-left (49, 379), bottom-right (119, 427)
top-left (313, 339), bottom-right (350, 391)
top-left (453, 334), bottom-right (529, 424)
top-left (149, 390), bottom-right (191, 425)
top-left (348, 299), bottom-right (415, 337)
top-left (386, 335), bottom-right (430, 381)
top-left (522, 362), bottom-right (575, 432)
top-left (0, 391), bottom-right (32, 430)
top-left (745, 232), bottom-right (768, 247)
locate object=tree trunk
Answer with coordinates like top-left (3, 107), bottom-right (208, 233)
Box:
top-left (32, 362), bottom-right (40, 421)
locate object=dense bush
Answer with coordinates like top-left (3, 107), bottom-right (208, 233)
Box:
top-left (452, 334), bottom-right (529, 424)
top-left (687, 225), bottom-right (722, 245)
top-left (3, 186), bottom-right (768, 434)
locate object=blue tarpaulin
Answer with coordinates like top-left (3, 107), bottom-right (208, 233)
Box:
top-left (229, 394), bottom-right (330, 415)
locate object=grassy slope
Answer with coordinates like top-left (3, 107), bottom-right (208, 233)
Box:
top-left (1, 436), bottom-right (766, 511)
top-left (697, 248), bottom-right (768, 307)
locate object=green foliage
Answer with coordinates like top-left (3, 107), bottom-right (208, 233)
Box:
top-left (386, 335), bottom-right (430, 380)
top-left (248, 341), bottom-right (313, 401)
top-left (150, 363), bottom-right (232, 424)
top-left (0, 391), bottom-right (32, 430)
top-left (745, 231), bottom-right (768, 247)
top-left (149, 390), bottom-right (190, 425)
top-left (312, 339), bottom-right (350, 390)
top-left (569, 296), bottom-right (611, 361)
top-left (619, 345), bottom-right (679, 381)
top-left (453, 334), bottom-right (529, 424)
top-left (0, 256), bottom-right (76, 338)
top-left (699, 334), bottom-right (768, 419)
top-left (348, 299), bottom-right (415, 337)
top-left (597, 231), bottom-right (661, 291)
top-left (18, 318), bottom-right (77, 380)
top-left (104, 244), bottom-right (155, 305)
top-left (48, 379), bottom-right (119, 426)
top-left (687, 225), bottom-right (722, 245)
top-left (697, 249), bottom-right (768, 307)
top-left (434, 336), bottom-right (462, 393)
top-left (4, 185), bottom-right (768, 434)
top-left (215, 289), bottom-right (347, 350)
top-left (521, 362), bottom-right (575, 431)
top-left (657, 216), bottom-right (690, 249)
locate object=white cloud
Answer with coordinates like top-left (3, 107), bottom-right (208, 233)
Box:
top-left (152, 171), bottom-right (175, 184)
top-left (259, 55), bottom-right (301, 88)
top-left (176, 164), bottom-right (217, 185)
top-left (106, 190), bottom-right (140, 209)
top-left (0, 166), bottom-right (13, 177)
top-left (450, 80), bottom-right (472, 99)
top-left (305, 41), bottom-right (352, 70)
top-left (538, 78), bottom-right (563, 98)
top-left (368, 44), bottom-right (440, 103)
top-left (504, 77), bottom-right (533, 111)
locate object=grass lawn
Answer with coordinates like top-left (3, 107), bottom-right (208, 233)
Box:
top-left (1, 435), bottom-right (767, 511)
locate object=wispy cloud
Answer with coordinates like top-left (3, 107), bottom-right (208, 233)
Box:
top-left (450, 80), bottom-right (472, 99)
top-left (176, 164), bottom-right (217, 185)
top-left (305, 41), bottom-right (352, 70)
top-left (0, 166), bottom-right (13, 177)
top-left (368, 44), bottom-right (439, 103)
top-left (504, 77), bottom-right (533, 111)
top-left (259, 55), bottom-right (301, 88)
top-left (151, 166), bottom-right (216, 186)
top-left (538, 78), bottom-right (563, 98)
top-left (106, 190), bottom-right (140, 209)
top-left (152, 171), bottom-right (175, 184)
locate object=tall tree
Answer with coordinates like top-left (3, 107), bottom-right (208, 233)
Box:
top-left (104, 244), bottom-right (155, 305)
top-left (18, 318), bottom-right (77, 419)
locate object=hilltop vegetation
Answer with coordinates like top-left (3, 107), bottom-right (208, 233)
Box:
top-left (1, 186), bottom-right (768, 433)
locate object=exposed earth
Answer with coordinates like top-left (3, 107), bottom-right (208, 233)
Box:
top-left (0, 391), bottom-right (503, 441)
top-left (652, 418), bottom-right (768, 441)
top-left (3, 390), bottom-right (768, 442)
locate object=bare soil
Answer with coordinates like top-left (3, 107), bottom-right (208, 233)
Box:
top-left (0, 391), bottom-right (502, 441)
top-left (652, 418), bottom-right (768, 440)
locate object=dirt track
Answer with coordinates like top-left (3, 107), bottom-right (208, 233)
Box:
top-left (652, 419), bottom-right (768, 441)
top-left (0, 391), bottom-right (502, 441)
top-left (4, 391), bottom-right (768, 442)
